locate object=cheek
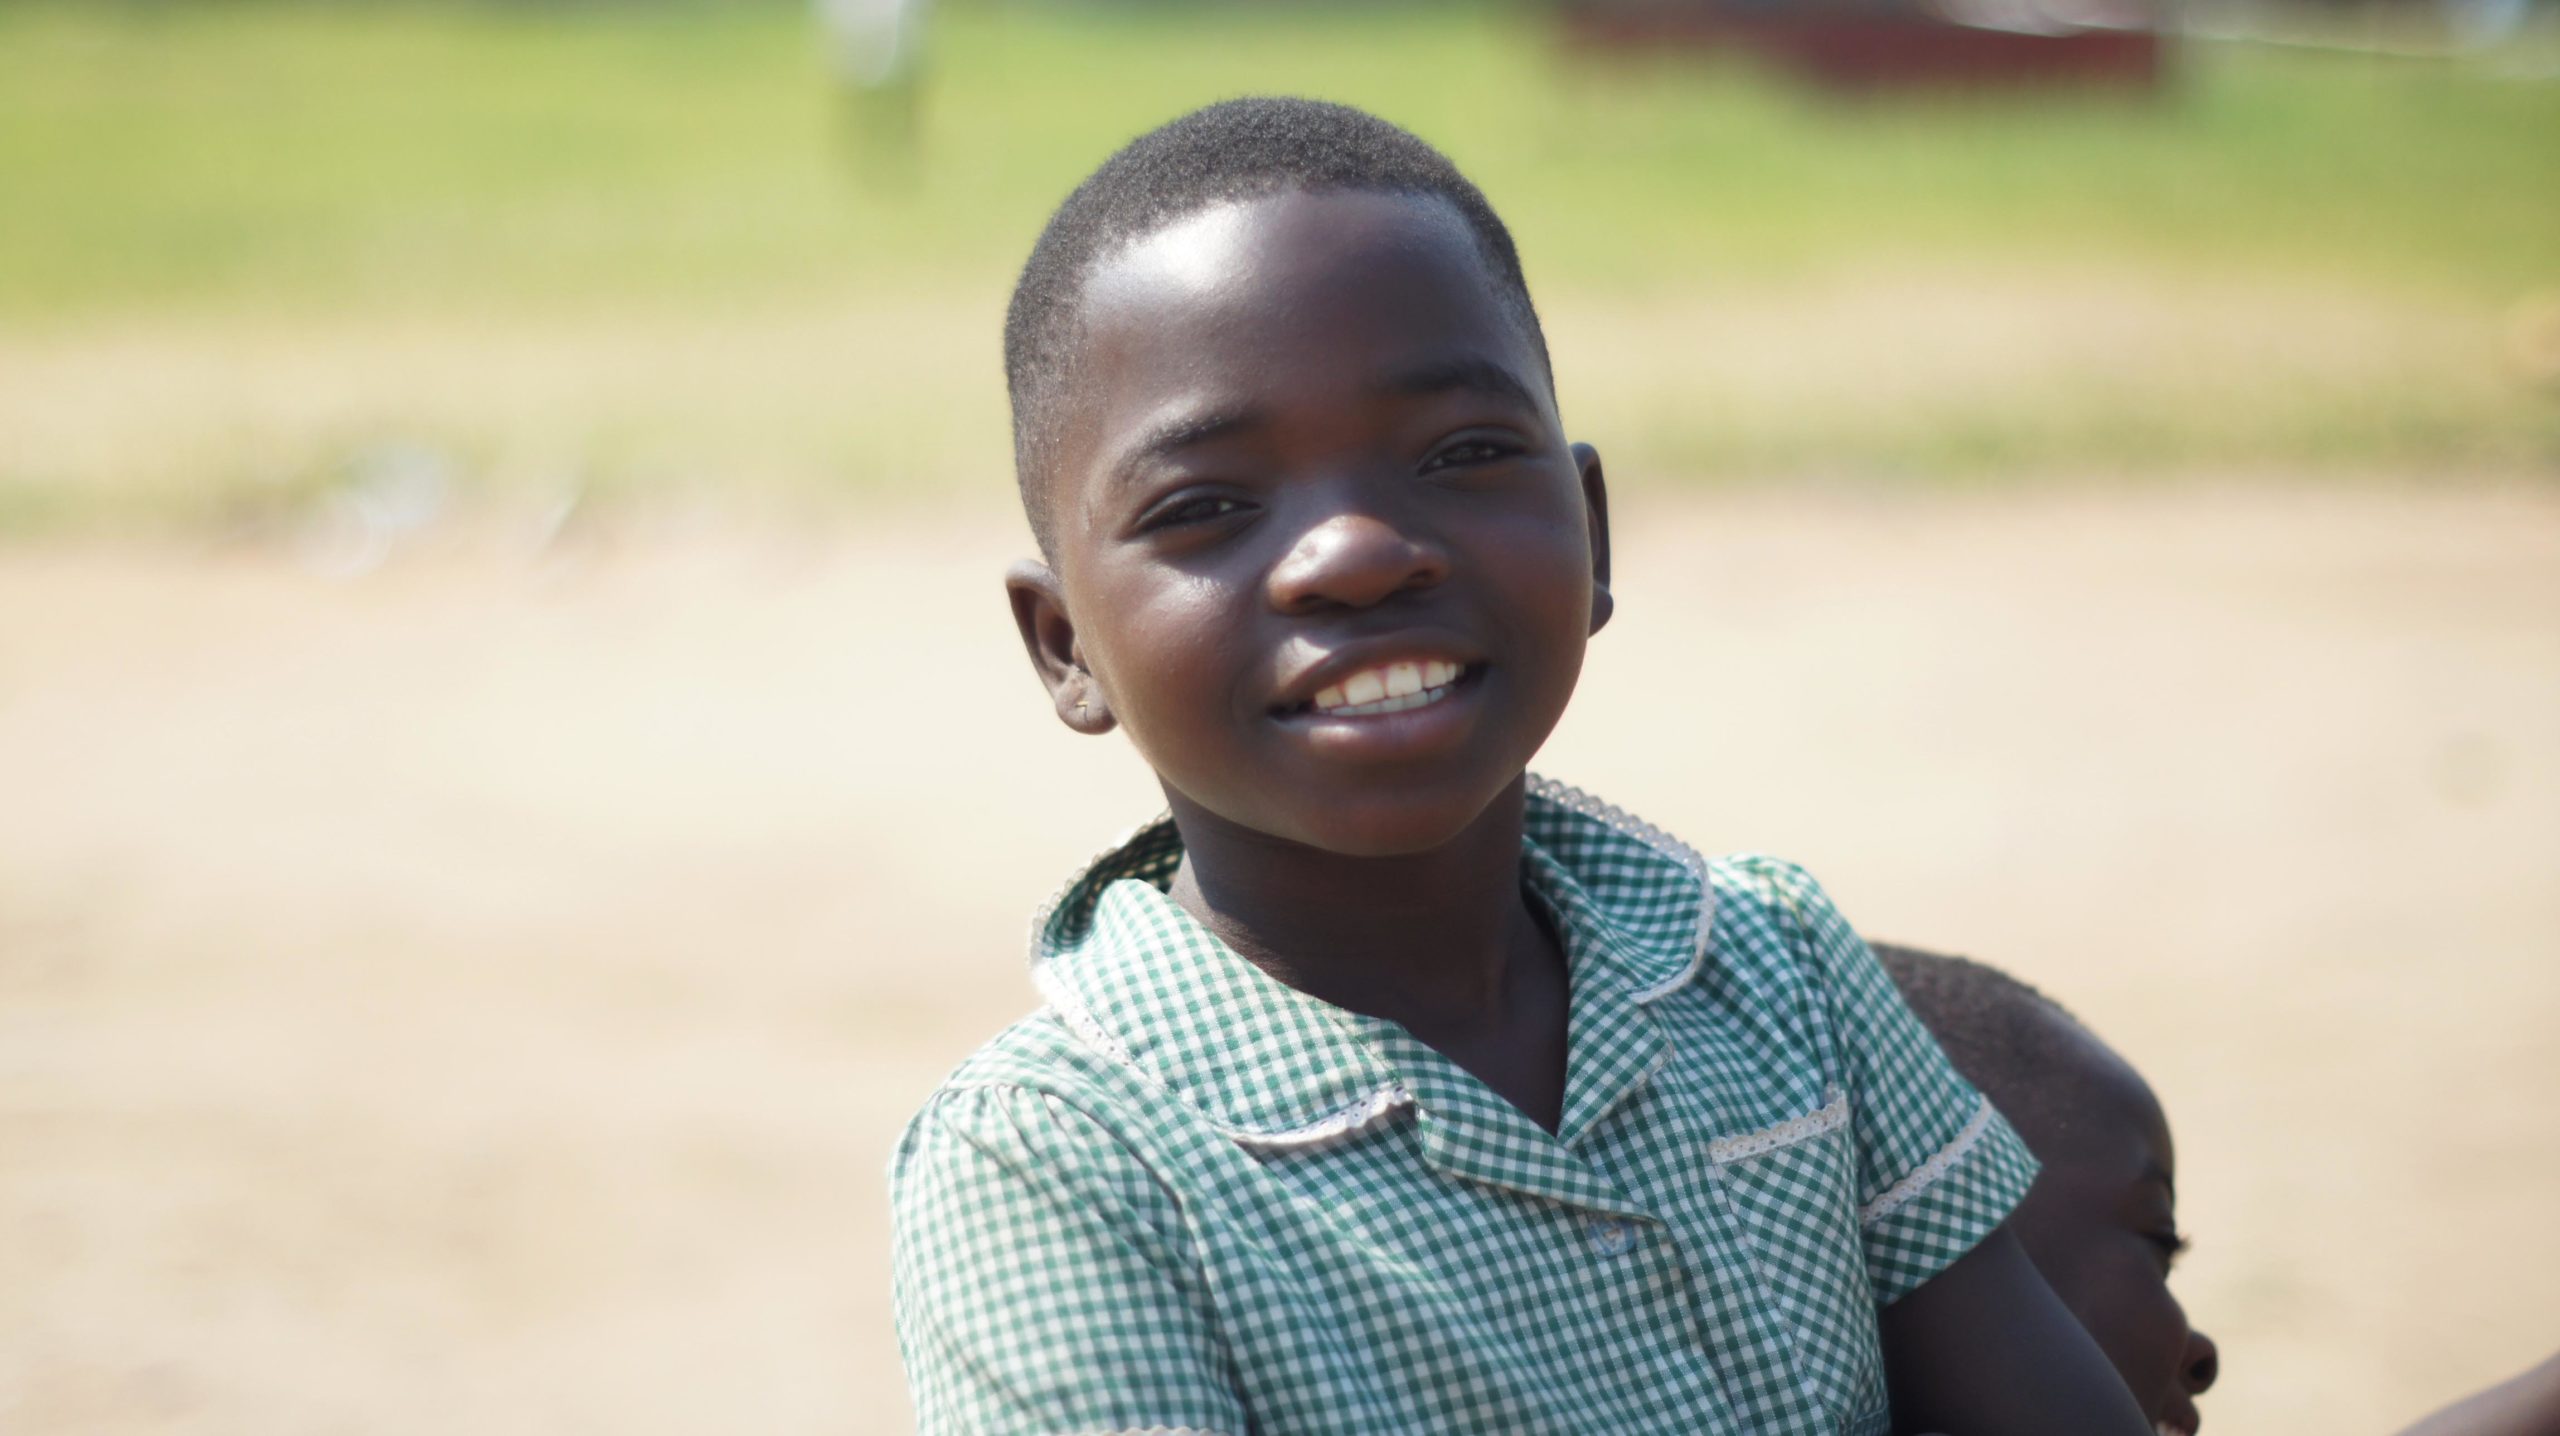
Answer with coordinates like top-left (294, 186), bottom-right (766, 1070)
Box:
top-left (2014, 1214), bottom-right (2175, 1399)
top-left (1487, 514), bottom-right (1597, 654)
top-left (1083, 605), bottom-right (1286, 804)
top-left (1080, 580), bottom-right (1227, 710)
top-left (2129, 1284), bottom-right (2197, 1401)
top-left (2075, 1264), bottom-right (2193, 1411)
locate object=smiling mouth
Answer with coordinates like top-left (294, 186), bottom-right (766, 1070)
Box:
top-left (1281, 658), bottom-right (1474, 719)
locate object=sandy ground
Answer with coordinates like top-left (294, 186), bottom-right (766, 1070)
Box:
top-left (3, 482), bottom-right (2555, 1434)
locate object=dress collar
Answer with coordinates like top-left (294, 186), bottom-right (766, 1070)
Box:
top-left (1029, 776), bottom-right (1715, 1152)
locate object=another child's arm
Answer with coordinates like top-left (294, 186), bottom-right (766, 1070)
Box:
top-left (1752, 857), bottom-right (2149, 1435)
top-left (2394, 1351), bottom-right (2560, 1436)
top-left (890, 1084), bottom-right (1243, 1436)
top-left (1877, 1222), bottom-right (2152, 1434)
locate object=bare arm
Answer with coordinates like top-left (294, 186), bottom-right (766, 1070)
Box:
top-left (1878, 1223), bottom-right (2152, 1436)
top-left (2396, 1351), bottom-right (2560, 1436)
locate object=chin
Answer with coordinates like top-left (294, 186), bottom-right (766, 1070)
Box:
top-left (2147, 1391), bottom-right (2201, 1436)
top-left (1193, 768), bottom-right (1522, 861)
top-left (1306, 818), bottom-right (1481, 860)
top-left (1279, 793), bottom-right (1497, 859)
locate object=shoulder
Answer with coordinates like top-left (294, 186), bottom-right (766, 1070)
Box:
top-left (1667, 853), bottom-right (1913, 1097)
top-left (919, 1004), bottom-right (1112, 1098)
top-left (1701, 854), bottom-right (1922, 1043)
top-left (1707, 852), bottom-right (1832, 921)
top-left (1698, 852), bottom-right (1854, 984)
top-left (889, 1009), bottom-right (1222, 1358)
top-left (890, 1007), bottom-right (1183, 1213)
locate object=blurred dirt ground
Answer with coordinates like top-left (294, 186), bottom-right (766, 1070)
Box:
top-left (3, 481), bottom-right (2555, 1434)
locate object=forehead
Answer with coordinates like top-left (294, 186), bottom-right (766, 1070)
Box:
top-left (1080, 183), bottom-right (1515, 345)
top-left (1044, 188), bottom-right (1543, 488)
top-left (2015, 1008), bottom-right (2176, 1186)
top-left (1081, 185), bottom-right (1507, 326)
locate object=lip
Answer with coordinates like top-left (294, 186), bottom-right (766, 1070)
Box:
top-left (1270, 667), bottom-right (1486, 763)
top-left (1264, 635), bottom-right (1488, 763)
top-left (2156, 1406), bottom-right (2200, 1436)
top-left (1265, 634), bottom-right (1484, 717)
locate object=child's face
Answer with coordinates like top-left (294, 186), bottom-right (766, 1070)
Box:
top-left (1009, 188), bottom-right (1609, 857)
top-left (2005, 1011), bottom-right (2220, 1436)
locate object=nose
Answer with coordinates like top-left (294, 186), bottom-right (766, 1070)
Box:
top-left (1266, 507), bottom-right (1449, 614)
top-left (2182, 1328), bottom-right (2220, 1395)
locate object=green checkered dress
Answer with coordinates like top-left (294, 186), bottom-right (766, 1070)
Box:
top-left (891, 777), bottom-right (2036, 1434)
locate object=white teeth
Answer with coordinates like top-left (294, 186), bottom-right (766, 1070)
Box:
top-left (1305, 660), bottom-right (1468, 718)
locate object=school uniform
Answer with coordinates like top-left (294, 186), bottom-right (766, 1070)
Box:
top-left (891, 777), bottom-right (2036, 1434)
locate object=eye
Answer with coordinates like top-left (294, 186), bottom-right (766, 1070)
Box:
top-left (2145, 1228), bottom-right (2191, 1273)
top-left (1140, 493), bottom-right (1252, 531)
top-left (1423, 434), bottom-right (1524, 472)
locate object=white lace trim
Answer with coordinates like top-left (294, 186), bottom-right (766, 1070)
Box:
top-left (1708, 1090), bottom-right (1848, 1164)
top-left (1033, 960), bottom-right (1141, 1072)
top-left (1027, 810), bottom-right (1175, 962)
top-left (1523, 774), bottom-right (1715, 1003)
top-left (1219, 1082), bottom-right (1416, 1154)
top-left (1037, 961), bottom-right (1415, 1154)
top-left (1858, 1094), bottom-right (1997, 1228)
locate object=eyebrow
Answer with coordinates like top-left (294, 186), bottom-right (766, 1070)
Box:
top-left (2140, 1158), bottom-right (2176, 1197)
top-left (1384, 356), bottom-right (1544, 413)
top-left (1110, 409), bottom-right (1261, 488)
top-left (1104, 356), bottom-right (1544, 489)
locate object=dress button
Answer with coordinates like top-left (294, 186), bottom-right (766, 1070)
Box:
top-left (1589, 1217), bottom-right (1635, 1256)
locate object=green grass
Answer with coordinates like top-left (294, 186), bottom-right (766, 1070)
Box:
top-left (0, 1), bottom-right (2552, 532)
top-left (3, 0), bottom-right (2554, 319)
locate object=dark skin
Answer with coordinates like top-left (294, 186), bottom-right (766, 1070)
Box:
top-left (1995, 1008), bottom-right (2219, 1436)
top-left (1008, 190), bottom-right (1598, 1127)
top-left (1994, 999), bottom-right (2560, 1436)
top-left (1007, 186), bottom-right (2149, 1432)
top-left (1164, 805), bottom-right (1575, 1131)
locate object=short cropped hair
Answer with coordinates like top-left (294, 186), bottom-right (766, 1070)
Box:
top-left (1874, 943), bottom-right (2088, 1137)
top-left (1002, 96), bottom-right (1552, 553)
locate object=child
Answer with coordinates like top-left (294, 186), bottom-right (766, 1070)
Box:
top-left (1879, 944), bottom-right (2560, 1436)
top-left (1875, 945), bottom-right (2219, 1436)
top-left (890, 97), bottom-right (2154, 1434)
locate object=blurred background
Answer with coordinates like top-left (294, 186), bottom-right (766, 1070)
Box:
top-left (1, 0), bottom-right (2554, 1431)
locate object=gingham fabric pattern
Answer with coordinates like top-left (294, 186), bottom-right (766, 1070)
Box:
top-left (891, 777), bottom-right (2036, 1435)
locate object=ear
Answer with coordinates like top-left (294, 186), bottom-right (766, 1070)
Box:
top-left (1005, 559), bottom-right (1116, 735)
top-left (1573, 442), bottom-right (1614, 636)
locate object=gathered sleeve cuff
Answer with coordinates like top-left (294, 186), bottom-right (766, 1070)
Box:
top-left (1855, 1089), bottom-right (2041, 1304)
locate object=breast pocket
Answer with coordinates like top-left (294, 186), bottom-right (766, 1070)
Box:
top-left (1709, 1092), bottom-right (1886, 1430)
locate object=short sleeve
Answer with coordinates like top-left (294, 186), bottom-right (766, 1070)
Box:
top-left (889, 1084), bottom-right (1247, 1436)
top-left (1758, 860), bottom-right (2041, 1306)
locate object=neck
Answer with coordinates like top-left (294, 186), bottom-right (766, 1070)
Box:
top-left (1162, 776), bottom-right (1544, 1039)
